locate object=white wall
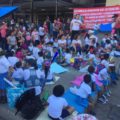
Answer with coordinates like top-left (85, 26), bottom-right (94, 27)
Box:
top-left (106, 0), bottom-right (120, 6)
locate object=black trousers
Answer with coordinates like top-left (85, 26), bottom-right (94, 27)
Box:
top-left (71, 30), bottom-right (80, 40)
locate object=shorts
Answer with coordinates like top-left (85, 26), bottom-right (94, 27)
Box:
top-left (48, 109), bottom-right (70, 120)
top-left (101, 80), bottom-right (109, 86)
top-left (0, 73), bottom-right (8, 90)
top-left (76, 96), bottom-right (89, 108)
top-left (96, 85), bottom-right (102, 92)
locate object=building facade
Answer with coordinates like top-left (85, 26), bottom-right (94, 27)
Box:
top-left (0, 0), bottom-right (107, 22)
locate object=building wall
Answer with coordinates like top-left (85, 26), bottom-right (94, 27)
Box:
top-left (72, 0), bottom-right (94, 5)
top-left (106, 0), bottom-right (120, 6)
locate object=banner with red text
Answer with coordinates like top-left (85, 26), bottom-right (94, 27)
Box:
top-left (74, 6), bottom-right (120, 29)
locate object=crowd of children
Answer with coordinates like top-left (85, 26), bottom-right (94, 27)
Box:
top-left (0, 14), bottom-right (120, 120)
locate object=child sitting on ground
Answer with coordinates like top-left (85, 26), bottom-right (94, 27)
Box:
top-left (12, 61), bottom-right (24, 84)
top-left (108, 63), bottom-right (118, 85)
top-left (37, 51), bottom-right (44, 69)
top-left (101, 53), bottom-right (109, 69)
top-left (98, 65), bottom-right (111, 99)
top-left (47, 85), bottom-right (74, 120)
top-left (64, 48), bottom-right (72, 65)
top-left (43, 60), bottom-right (54, 83)
top-left (70, 74), bottom-right (96, 115)
top-left (88, 66), bottom-right (106, 104)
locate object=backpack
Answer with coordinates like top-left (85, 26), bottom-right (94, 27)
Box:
top-left (15, 88), bottom-right (44, 119)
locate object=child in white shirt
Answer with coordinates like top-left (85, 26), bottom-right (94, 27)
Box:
top-left (53, 39), bottom-right (59, 48)
top-left (12, 61), bottom-right (24, 84)
top-left (70, 74), bottom-right (95, 114)
top-left (101, 54), bottom-right (109, 69)
top-left (8, 51), bottom-right (19, 67)
top-left (48, 85), bottom-right (74, 120)
top-left (37, 51), bottom-right (44, 69)
top-left (64, 48), bottom-right (72, 64)
top-left (98, 67), bottom-right (111, 97)
top-left (28, 42), bottom-right (34, 52)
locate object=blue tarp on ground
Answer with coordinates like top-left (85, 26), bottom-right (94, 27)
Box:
top-left (100, 23), bottom-right (112, 32)
top-left (63, 89), bottom-right (85, 113)
top-left (50, 62), bottom-right (68, 74)
top-left (0, 6), bottom-right (18, 18)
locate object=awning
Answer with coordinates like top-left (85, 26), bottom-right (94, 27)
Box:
top-left (0, 6), bottom-right (18, 18)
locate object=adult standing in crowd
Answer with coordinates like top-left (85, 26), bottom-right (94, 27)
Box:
top-left (0, 22), bottom-right (8, 50)
top-left (70, 14), bottom-right (82, 40)
top-left (115, 15), bottom-right (120, 37)
top-left (0, 48), bottom-right (12, 103)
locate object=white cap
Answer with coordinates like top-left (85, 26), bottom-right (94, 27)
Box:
top-left (90, 35), bottom-right (96, 39)
top-left (109, 64), bottom-right (115, 67)
top-left (88, 30), bottom-right (94, 34)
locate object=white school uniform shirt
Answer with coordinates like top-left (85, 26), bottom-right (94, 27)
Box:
top-left (0, 56), bottom-right (11, 74)
top-left (23, 67), bottom-right (45, 81)
top-left (8, 56), bottom-right (19, 67)
top-left (105, 44), bottom-right (111, 49)
top-left (90, 73), bottom-right (96, 82)
top-left (93, 24), bottom-right (99, 30)
top-left (114, 50), bottom-right (120, 56)
top-left (85, 37), bottom-right (90, 45)
top-left (45, 37), bottom-right (50, 44)
top-left (32, 47), bottom-right (40, 59)
top-left (58, 39), bottom-right (66, 45)
top-left (26, 55), bottom-right (35, 60)
top-left (71, 19), bottom-right (82, 31)
top-left (102, 38), bottom-right (106, 43)
top-left (53, 42), bottom-right (59, 47)
top-left (12, 68), bottom-right (24, 79)
top-left (32, 31), bottom-right (39, 41)
top-left (46, 70), bottom-right (54, 80)
top-left (88, 53), bottom-right (96, 62)
top-left (37, 57), bottom-right (44, 66)
top-left (111, 40), bottom-right (118, 45)
top-left (65, 53), bottom-right (72, 64)
top-left (72, 39), bottom-right (82, 45)
top-left (46, 46), bottom-right (53, 57)
top-left (94, 35), bottom-right (98, 43)
top-left (39, 26), bottom-right (45, 36)
top-left (101, 60), bottom-right (109, 69)
top-left (47, 95), bottom-right (68, 118)
top-left (28, 45), bottom-right (34, 52)
top-left (98, 68), bottom-right (109, 81)
top-left (74, 82), bottom-right (92, 99)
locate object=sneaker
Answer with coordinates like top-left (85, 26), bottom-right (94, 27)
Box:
top-left (72, 111), bottom-right (78, 116)
top-left (106, 92), bottom-right (111, 97)
top-left (102, 94), bottom-right (107, 99)
top-left (98, 98), bottom-right (107, 104)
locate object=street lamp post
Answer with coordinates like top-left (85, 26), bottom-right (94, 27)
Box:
top-left (10, 0), bottom-right (13, 6)
top-left (31, 0), bottom-right (34, 23)
top-left (55, 0), bottom-right (58, 18)
top-left (10, 0), bottom-right (14, 19)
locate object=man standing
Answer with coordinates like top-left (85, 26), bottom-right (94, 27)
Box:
top-left (70, 14), bottom-right (82, 40)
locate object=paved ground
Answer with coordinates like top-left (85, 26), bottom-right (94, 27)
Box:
top-left (0, 65), bottom-right (120, 120)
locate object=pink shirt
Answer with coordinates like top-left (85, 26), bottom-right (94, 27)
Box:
top-left (0, 25), bottom-right (7, 38)
top-left (16, 51), bottom-right (24, 61)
